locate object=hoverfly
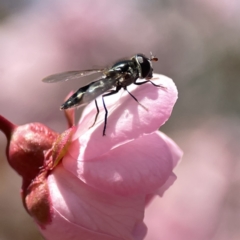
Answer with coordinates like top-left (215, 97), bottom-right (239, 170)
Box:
top-left (43, 53), bottom-right (163, 136)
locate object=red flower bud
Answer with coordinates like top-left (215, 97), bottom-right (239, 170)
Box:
top-left (0, 110), bottom-right (75, 227)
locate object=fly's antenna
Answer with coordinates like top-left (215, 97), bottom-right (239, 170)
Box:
top-left (150, 52), bottom-right (158, 62)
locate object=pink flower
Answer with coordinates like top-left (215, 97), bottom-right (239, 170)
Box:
top-left (41, 74), bottom-right (182, 240)
top-left (0, 74), bottom-right (182, 240)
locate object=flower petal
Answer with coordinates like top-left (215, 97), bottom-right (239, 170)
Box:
top-left (157, 132), bottom-right (183, 168)
top-left (71, 74), bottom-right (178, 161)
top-left (41, 165), bottom-right (145, 240)
top-left (63, 132), bottom-right (182, 196)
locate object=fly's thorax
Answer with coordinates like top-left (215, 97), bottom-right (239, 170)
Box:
top-left (107, 60), bottom-right (138, 87)
top-left (111, 60), bottom-right (132, 72)
top-left (109, 60), bottom-right (137, 77)
top-left (118, 75), bottom-right (135, 87)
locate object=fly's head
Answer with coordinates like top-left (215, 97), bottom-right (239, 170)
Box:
top-left (132, 53), bottom-right (158, 79)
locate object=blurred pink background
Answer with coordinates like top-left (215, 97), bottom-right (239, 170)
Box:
top-left (0, 0), bottom-right (240, 239)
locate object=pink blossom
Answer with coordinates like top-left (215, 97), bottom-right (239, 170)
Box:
top-left (0, 74), bottom-right (182, 240)
top-left (40, 74), bottom-right (182, 239)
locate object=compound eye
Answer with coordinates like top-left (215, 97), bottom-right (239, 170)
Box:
top-left (137, 55), bottom-right (151, 78)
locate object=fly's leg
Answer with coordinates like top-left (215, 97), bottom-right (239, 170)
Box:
top-left (149, 80), bottom-right (166, 89)
top-left (102, 86), bottom-right (121, 136)
top-left (134, 79), bottom-right (166, 89)
top-left (124, 87), bottom-right (148, 111)
top-left (89, 99), bottom-right (100, 129)
top-left (134, 80), bottom-right (148, 85)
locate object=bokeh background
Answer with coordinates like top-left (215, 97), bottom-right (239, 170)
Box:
top-left (0, 0), bottom-right (240, 239)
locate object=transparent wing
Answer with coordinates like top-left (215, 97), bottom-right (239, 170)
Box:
top-left (42, 69), bottom-right (105, 83)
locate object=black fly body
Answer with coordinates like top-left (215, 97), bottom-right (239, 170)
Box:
top-left (43, 53), bottom-right (164, 135)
